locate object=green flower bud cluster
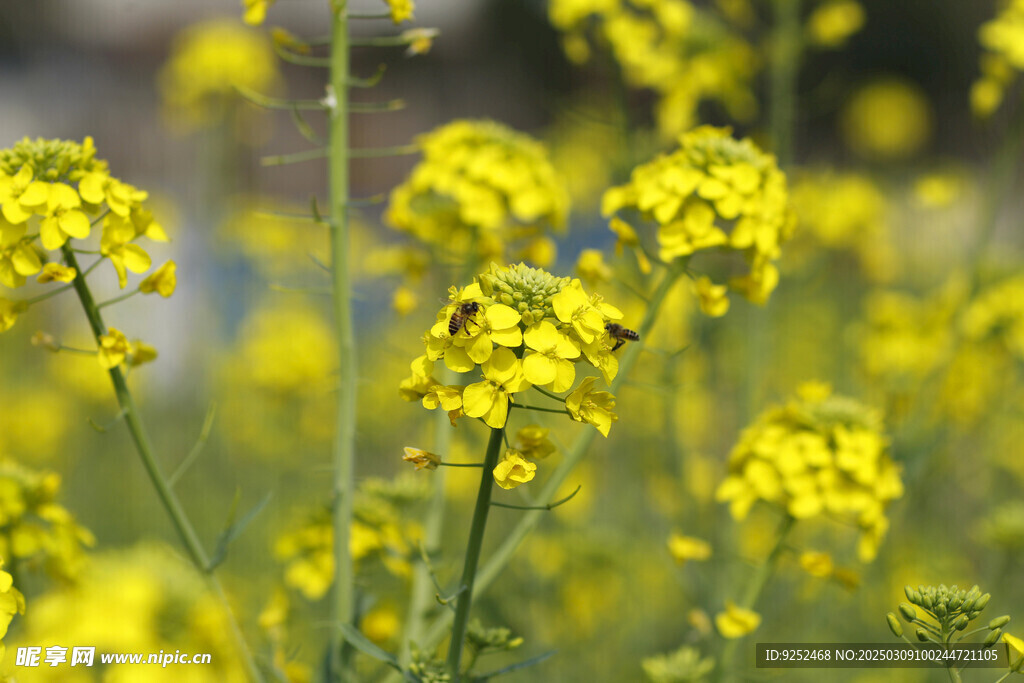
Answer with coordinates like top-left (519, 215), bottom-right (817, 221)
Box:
top-left (409, 647), bottom-right (451, 683)
top-left (641, 644), bottom-right (715, 683)
top-left (0, 137), bottom-right (105, 181)
top-left (886, 584), bottom-right (1008, 645)
top-left (477, 262), bottom-right (570, 326)
top-left (466, 619), bottom-right (524, 656)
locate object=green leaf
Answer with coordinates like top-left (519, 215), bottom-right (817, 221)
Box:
top-left (469, 650), bottom-right (557, 681)
top-left (207, 492), bottom-right (272, 571)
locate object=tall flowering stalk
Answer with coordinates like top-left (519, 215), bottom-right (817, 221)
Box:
top-left (401, 264), bottom-right (628, 679)
top-left (326, 3), bottom-right (357, 678)
top-left (0, 138), bottom-right (263, 679)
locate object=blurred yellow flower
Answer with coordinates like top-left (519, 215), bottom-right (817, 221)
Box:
top-left (159, 19), bottom-right (281, 131)
top-left (97, 327), bottom-right (133, 369)
top-left (974, 0), bottom-right (1024, 115)
top-left (806, 0), bottom-right (865, 48)
top-left (514, 425), bottom-right (557, 460)
top-left (139, 260), bottom-right (176, 297)
top-left (0, 460), bottom-right (94, 583)
top-left (667, 532), bottom-right (711, 565)
top-left (715, 601), bottom-right (761, 638)
top-left (386, 120), bottom-right (569, 267)
top-left (840, 79), bottom-right (932, 160)
top-left (693, 276), bottom-right (730, 317)
top-left (362, 604), bottom-right (401, 645)
top-left (11, 545), bottom-right (248, 681)
top-left (799, 550), bottom-right (834, 578)
top-left (402, 447), bottom-right (440, 471)
top-left (36, 262), bottom-right (75, 284)
top-left (242, 0), bottom-right (276, 25)
top-left (549, 0), bottom-right (758, 138)
top-left (384, 0), bottom-right (415, 24)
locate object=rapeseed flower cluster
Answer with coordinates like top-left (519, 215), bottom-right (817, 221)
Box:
top-left (275, 477), bottom-right (427, 599)
top-left (603, 126), bottom-right (795, 312)
top-left (0, 137), bottom-right (171, 335)
top-left (0, 460), bottom-right (94, 583)
top-left (386, 120), bottom-right (569, 268)
top-left (159, 19), bottom-right (280, 130)
top-left (716, 384), bottom-right (903, 561)
top-left (11, 545), bottom-right (250, 682)
top-left (401, 264), bottom-right (628, 487)
top-left (549, 0), bottom-right (757, 138)
top-left (961, 274), bottom-right (1024, 359)
top-left (0, 561), bottom-right (22, 670)
top-left (789, 171), bottom-right (895, 280)
top-left (973, 0), bottom-right (1024, 117)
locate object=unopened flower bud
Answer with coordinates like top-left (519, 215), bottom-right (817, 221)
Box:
top-left (886, 613), bottom-right (903, 637)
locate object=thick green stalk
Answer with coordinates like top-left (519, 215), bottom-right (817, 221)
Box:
top-left (388, 264), bottom-right (685, 671)
top-left (446, 426), bottom-right (507, 679)
top-left (61, 246), bottom-right (264, 682)
top-left (716, 514), bottom-right (795, 681)
top-left (770, 0), bottom-right (802, 168)
top-left (327, 1), bottom-right (357, 679)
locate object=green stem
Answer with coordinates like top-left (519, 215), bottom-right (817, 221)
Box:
top-left (446, 426), bottom-right (506, 680)
top-left (384, 264), bottom-right (685, 678)
top-left (327, 1), bottom-right (357, 680)
top-left (96, 287), bottom-right (140, 309)
top-left (509, 403), bottom-right (570, 415)
top-left (716, 514), bottom-right (795, 681)
top-left (770, 0), bottom-right (802, 168)
top-left (60, 246), bottom-right (264, 681)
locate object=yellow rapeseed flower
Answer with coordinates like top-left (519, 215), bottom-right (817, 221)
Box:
top-left (493, 449), bottom-right (538, 490)
top-left (549, 0), bottom-right (757, 138)
top-left (840, 79), bottom-right (932, 160)
top-left (604, 126), bottom-right (795, 310)
top-left (402, 447), bottom-right (440, 471)
top-left (667, 532), bottom-right (711, 566)
top-left (386, 120), bottom-right (569, 267)
top-left (139, 260), bottom-right (177, 297)
top-left (36, 263), bottom-right (75, 284)
top-left (159, 19), bottom-right (281, 131)
top-left (806, 0), bottom-right (865, 48)
top-left (384, 0), bottom-right (415, 24)
top-left (97, 328), bottom-right (133, 369)
top-left (715, 384), bottom-right (902, 561)
top-left (566, 376), bottom-right (618, 437)
top-left (715, 601), bottom-right (761, 638)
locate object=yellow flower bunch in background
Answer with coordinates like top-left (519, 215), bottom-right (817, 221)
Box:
top-left (973, 0), bottom-right (1024, 117)
top-left (275, 477), bottom-right (428, 599)
top-left (716, 384), bottom-right (903, 561)
top-left (387, 120), bottom-right (569, 268)
top-left (0, 561), bottom-right (23, 668)
top-left (401, 263), bottom-right (629, 488)
top-left (159, 19), bottom-right (280, 130)
top-left (11, 545), bottom-right (249, 682)
top-left (961, 274), bottom-right (1024, 359)
top-left (549, 0), bottom-right (758, 138)
top-left (0, 137), bottom-right (170, 332)
top-left (789, 171), bottom-right (895, 280)
top-left (603, 126), bottom-right (795, 312)
top-left (0, 460), bottom-right (95, 583)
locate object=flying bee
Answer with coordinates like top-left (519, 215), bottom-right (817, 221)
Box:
top-left (448, 301), bottom-right (482, 336)
top-left (605, 322), bottom-right (639, 351)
